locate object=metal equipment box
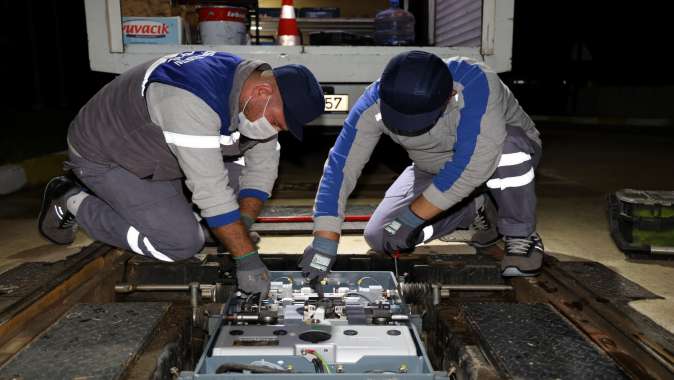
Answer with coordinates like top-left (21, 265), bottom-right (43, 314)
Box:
top-left (608, 189), bottom-right (674, 258)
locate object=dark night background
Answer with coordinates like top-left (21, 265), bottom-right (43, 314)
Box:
top-left (3, 1), bottom-right (673, 164)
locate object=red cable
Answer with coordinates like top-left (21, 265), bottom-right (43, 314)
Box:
top-left (255, 215), bottom-right (371, 223)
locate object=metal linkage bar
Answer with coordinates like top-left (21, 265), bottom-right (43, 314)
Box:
top-left (115, 282), bottom-right (228, 326)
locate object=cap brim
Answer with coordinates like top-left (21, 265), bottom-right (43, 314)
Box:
top-left (380, 100), bottom-right (443, 135)
top-left (283, 104), bottom-right (304, 141)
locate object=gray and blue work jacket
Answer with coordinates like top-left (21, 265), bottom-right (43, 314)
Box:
top-left (313, 57), bottom-right (542, 234)
top-left (68, 51), bottom-right (279, 228)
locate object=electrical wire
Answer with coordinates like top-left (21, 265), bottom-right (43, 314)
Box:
top-left (311, 358), bottom-right (322, 373)
top-left (215, 363), bottom-right (290, 374)
top-left (249, 360), bottom-right (287, 372)
top-left (356, 276), bottom-right (382, 287)
top-left (307, 350), bottom-right (330, 373)
top-left (274, 276), bottom-right (294, 284)
top-left (244, 292), bottom-right (260, 305)
top-left (345, 292), bottom-right (374, 303)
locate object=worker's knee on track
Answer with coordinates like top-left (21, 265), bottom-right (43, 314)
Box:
top-left (149, 222), bottom-right (204, 262)
top-left (502, 126), bottom-right (538, 158)
top-left (363, 223), bottom-right (384, 252)
top-left (172, 223), bottom-right (205, 261)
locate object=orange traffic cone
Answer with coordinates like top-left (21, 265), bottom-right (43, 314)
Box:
top-left (277, 0), bottom-right (300, 46)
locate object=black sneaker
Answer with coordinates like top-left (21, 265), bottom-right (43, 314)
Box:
top-left (439, 195), bottom-right (500, 247)
top-left (38, 176), bottom-right (81, 245)
top-left (501, 232), bottom-right (544, 277)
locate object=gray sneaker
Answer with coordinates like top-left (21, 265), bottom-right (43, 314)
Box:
top-left (439, 196), bottom-right (500, 247)
top-left (38, 176), bottom-right (81, 245)
top-left (501, 233), bottom-right (544, 277)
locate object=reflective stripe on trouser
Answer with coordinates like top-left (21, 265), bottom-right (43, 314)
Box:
top-left (64, 150), bottom-right (229, 261)
top-left (71, 171), bottom-right (204, 262)
top-left (125, 226), bottom-right (175, 262)
top-left (363, 165), bottom-right (477, 252)
top-left (488, 126), bottom-right (541, 237)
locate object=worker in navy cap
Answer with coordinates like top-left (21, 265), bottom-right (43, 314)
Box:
top-left (302, 50), bottom-right (543, 279)
top-left (38, 51), bottom-right (325, 298)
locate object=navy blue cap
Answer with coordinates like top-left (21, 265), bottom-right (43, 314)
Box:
top-left (379, 51), bottom-right (453, 135)
top-left (273, 64), bottom-right (325, 141)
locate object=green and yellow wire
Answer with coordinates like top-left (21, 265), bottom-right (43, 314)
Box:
top-left (307, 349), bottom-right (330, 373)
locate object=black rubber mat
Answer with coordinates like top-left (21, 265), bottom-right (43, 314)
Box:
top-left (0, 302), bottom-right (169, 380)
top-left (557, 261), bottom-right (662, 302)
top-left (464, 303), bottom-right (627, 380)
top-left (0, 262), bottom-right (66, 300)
top-left (0, 244), bottom-right (107, 319)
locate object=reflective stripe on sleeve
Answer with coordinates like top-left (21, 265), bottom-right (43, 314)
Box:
top-left (163, 131), bottom-right (220, 148)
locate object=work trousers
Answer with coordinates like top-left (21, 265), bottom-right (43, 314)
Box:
top-left (67, 152), bottom-right (245, 262)
top-left (364, 126), bottom-right (542, 252)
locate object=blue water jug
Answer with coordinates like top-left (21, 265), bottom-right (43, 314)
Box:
top-left (374, 0), bottom-right (415, 46)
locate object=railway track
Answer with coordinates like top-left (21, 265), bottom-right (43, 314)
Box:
top-left (0, 243), bottom-right (672, 379)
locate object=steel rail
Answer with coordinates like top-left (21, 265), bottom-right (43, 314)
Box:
top-left (512, 260), bottom-right (674, 380)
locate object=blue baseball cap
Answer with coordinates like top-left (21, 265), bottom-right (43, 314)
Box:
top-left (273, 64), bottom-right (325, 141)
top-left (379, 51), bottom-right (453, 135)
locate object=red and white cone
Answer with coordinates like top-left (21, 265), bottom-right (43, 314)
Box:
top-left (277, 0), bottom-right (300, 46)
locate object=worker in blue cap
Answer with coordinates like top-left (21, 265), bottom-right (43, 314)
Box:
top-left (38, 51), bottom-right (325, 297)
top-left (302, 50), bottom-right (543, 278)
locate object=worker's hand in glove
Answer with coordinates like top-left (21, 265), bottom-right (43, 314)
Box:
top-left (299, 236), bottom-right (338, 281)
top-left (382, 206), bottom-right (426, 254)
top-left (234, 250), bottom-right (270, 298)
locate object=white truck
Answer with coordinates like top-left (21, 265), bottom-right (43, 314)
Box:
top-left (84, 0), bottom-right (514, 126)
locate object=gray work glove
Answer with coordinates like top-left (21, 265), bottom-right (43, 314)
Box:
top-left (234, 250), bottom-right (270, 298)
top-left (299, 236), bottom-right (338, 281)
top-left (382, 206), bottom-right (425, 254)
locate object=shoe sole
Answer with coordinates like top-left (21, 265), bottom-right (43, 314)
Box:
top-left (470, 236), bottom-right (501, 248)
top-left (37, 177), bottom-right (71, 245)
top-left (439, 233), bottom-right (500, 248)
top-left (438, 230), bottom-right (473, 243)
top-left (501, 266), bottom-right (540, 277)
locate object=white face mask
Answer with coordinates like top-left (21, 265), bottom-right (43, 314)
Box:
top-left (238, 96), bottom-right (278, 140)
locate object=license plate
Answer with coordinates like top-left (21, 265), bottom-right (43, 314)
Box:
top-left (324, 95), bottom-right (349, 112)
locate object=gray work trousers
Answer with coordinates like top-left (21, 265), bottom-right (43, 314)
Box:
top-left (67, 151), bottom-right (244, 262)
top-left (364, 126), bottom-right (541, 252)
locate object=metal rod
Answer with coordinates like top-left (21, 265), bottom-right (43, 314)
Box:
top-left (439, 284), bottom-right (513, 291)
top-left (190, 282), bottom-right (200, 325)
top-left (225, 314), bottom-right (262, 321)
top-left (114, 284), bottom-right (190, 293)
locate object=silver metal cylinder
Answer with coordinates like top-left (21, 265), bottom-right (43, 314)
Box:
top-left (432, 284), bottom-right (441, 306)
top-left (391, 314), bottom-right (409, 321)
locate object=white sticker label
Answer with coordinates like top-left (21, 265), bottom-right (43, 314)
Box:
top-left (310, 253), bottom-right (332, 271)
top-left (384, 220), bottom-right (402, 235)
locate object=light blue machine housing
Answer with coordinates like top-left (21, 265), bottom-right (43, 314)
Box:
top-left (179, 271), bottom-right (439, 379)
